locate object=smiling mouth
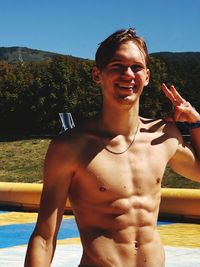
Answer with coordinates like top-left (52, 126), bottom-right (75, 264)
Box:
top-left (116, 84), bottom-right (137, 92)
top-left (119, 85), bottom-right (135, 89)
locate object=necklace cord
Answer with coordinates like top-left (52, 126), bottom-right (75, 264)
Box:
top-left (104, 120), bottom-right (140, 155)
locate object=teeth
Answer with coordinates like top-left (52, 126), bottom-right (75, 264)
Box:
top-left (118, 85), bottom-right (135, 89)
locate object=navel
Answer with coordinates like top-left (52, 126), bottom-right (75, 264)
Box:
top-left (133, 240), bottom-right (139, 249)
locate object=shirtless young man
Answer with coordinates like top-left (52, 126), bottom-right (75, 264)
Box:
top-left (24, 28), bottom-right (200, 267)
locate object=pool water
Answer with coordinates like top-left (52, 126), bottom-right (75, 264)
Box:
top-left (0, 211), bottom-right (200, 267)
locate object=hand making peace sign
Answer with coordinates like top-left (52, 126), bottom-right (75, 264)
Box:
top-left (161, 83), bottom-right (200, 123)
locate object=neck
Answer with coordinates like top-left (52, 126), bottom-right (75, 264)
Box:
top-left (99, 104), bottom-right (140, 137)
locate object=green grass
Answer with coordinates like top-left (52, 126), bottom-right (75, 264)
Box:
top-left (0, 138), bottom-right (51, 183)
top-left (0, 137), bottom-right (200, 188)
top-left (162, 166), bottom-right (200, 189)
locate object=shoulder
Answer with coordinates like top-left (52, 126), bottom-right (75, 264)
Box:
top-left (140, 117), bottom-right (183, 139)
top-left (48, 116), bottom-right (100, 160)
top-left (139, 117), bottom-right (184, 154)
top-left (140, 117), bottom-right (186, 161)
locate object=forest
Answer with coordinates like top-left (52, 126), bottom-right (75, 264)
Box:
top-left (0, 50), bottom-right (200, 135)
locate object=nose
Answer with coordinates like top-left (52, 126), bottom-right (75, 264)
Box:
top-left (122, 66), bottom-right (135, 78)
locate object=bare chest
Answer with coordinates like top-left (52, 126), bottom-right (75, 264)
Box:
top-left (71, 139), bottom-right (168, 201)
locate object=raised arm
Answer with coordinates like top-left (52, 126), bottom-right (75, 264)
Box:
top-left (162, 83), bottom-right (200, 181)
top-left (24, 137), bottom-right (75, 267)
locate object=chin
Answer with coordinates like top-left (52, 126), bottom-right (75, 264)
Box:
top-left (117, 96), bottom-right (138, 106)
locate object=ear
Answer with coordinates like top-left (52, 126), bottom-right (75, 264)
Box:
top-left (144, 68), bottom-right (150, 86)
top-left (92, 66), bottom-right (101, 84)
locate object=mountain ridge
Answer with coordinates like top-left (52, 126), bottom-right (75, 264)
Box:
top-left (150, 51), bottom-right (200, 64)
top-left (0, 46), bottom-right (81, 64)
top-left (1, 46), bottom-right (200, 64)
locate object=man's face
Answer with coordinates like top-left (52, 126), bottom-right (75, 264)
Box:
top-left (93, 41), bottom-right (150, 108)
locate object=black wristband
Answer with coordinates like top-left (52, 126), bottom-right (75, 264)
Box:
top-left (183, 121), bottom-right (200, 129)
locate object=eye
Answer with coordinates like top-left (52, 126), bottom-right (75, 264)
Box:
top-left (108, 63), bottom-right (145, 73)
top-left (110, 63), bottom-right (124, 70)
top-left (131, 65), bottom-right (144, 72)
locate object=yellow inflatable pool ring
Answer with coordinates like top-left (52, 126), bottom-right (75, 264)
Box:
top-left (0, 182), bottom-right (200, 219)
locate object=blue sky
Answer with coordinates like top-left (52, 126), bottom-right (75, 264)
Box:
top-left (1, 0), bottom-right (199, 60)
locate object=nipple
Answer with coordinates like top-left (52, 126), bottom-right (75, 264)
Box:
top-left (99, 186), bottom-right (107, 192)
top-left (156, 177), bottom-right (161, 184)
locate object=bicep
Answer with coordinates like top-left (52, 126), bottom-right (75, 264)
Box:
top-left (168, 141), bottom-right (200, 182)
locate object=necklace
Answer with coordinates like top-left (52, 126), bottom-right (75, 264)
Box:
top-left (104, 120), bottom-right (140, 155)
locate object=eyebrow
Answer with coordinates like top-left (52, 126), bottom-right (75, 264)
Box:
top-left (109, 57), bottom-right (145, 66)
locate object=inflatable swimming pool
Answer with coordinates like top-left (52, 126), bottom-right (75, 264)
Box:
top-left (0, 182), bottom-right (200, 219)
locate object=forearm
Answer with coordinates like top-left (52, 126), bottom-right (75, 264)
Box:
top-left (190, 128), bottom-right (200, 160)
top-left (24, 235), bottom-right (54, 267)
top-left (185, 110), bottom-right (200, 160)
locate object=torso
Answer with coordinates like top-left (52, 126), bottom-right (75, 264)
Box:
top-left (63, 117), bottom-right (180, 267)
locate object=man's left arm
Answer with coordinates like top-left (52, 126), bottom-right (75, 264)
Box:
top-left (162, 83), bottom-right (200, 181)
top-left (190, 127), bottom-right (200, 160)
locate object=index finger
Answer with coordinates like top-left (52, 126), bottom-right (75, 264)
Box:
top-left (161, 83), bottom-right (176, 104)
top-left (170, 85), bottom-right (185, 103)
top-left (162, 83), bottom-right (185, 105)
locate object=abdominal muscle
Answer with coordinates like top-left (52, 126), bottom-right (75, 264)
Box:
top-left (69, 132), bottom-right (167, 267)
top-left (73, 196), bottom-right (165, 267)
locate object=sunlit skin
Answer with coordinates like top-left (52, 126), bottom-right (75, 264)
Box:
top-left (24, 41), bottom-right (200, 267)
top-left (93, 42), bottom-right (150, 110)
